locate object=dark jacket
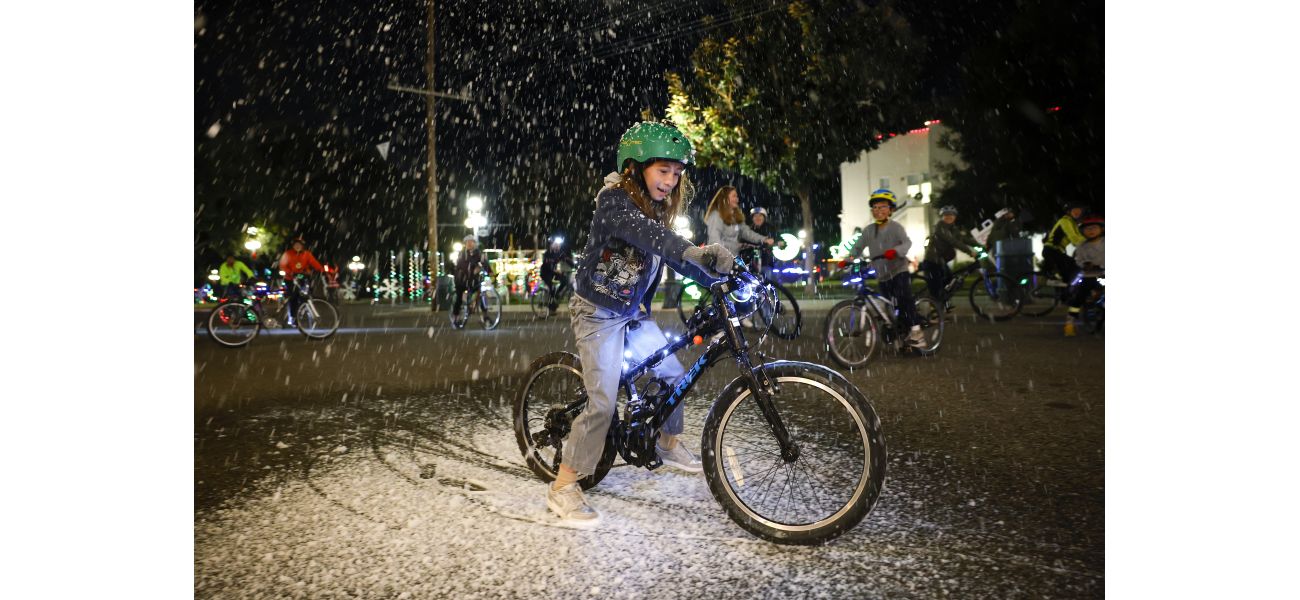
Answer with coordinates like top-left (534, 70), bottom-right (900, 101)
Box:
top-left (540, 247), bottom-right (576, 277)
top-left (453, 248), bottom-right (489, 286)
top-left (986, 217), bottom-right (1021, 255)
top-left (925, 220), bottom-right (978, 263)
top-left (747, 221), bottom-right (777, 268)
top-left (574, 184), bottom-right (718, 317)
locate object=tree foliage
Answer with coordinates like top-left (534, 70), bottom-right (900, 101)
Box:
top-left (665, 0), bottom-right (923, 195)
top-left (926, 0), bottom-right (1104, 230)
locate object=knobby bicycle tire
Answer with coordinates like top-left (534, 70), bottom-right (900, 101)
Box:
top-left (701, 361), bottom-right (887, 545)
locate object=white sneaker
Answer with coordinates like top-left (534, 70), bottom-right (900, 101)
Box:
top-left (906, 326), bottom-right (927, 348)
top-left (547, 483), bottom-right (600, 523)
top-left (656, 441), bottom-right (703, 473)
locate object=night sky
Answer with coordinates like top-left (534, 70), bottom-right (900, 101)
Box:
top-left (194, 0), bottom-right (1100, 277)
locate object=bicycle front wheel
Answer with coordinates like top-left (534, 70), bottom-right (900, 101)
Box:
top-left (824, 299), bottom-right (879, 369)
top-left (296, 299), bottom-right (339, 339)
top-left (513, 352), bottom-right (617, 490)
top-left (702, 361), bottom-right (887, 545)
top-left (206, 303), bottom-right (260, 348)
top-left (912, 296), bottom-right (944, 355)
top-left (1019, 271), bottom-right (1060, 317)
top-left (968, 273), bottom-right (1022, 321)
top-left (479, 288), bottom-right (502, 330)
top-left (530, 288), bottom-right (552, 319)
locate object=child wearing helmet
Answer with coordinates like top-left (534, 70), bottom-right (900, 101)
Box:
top-left (921, 205), bottom-right (981, 302)
top-left (547, 121), bottom-right (734, 523)
top-left (1064, 216), bottom-right (1104, 336)
top-left (747, 207), bottom-right (780, 279)
top-left (844, 189), bottom-right (927, 348)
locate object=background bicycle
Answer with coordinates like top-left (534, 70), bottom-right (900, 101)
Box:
top-left (450, 272), bottom-right (502, 330)
top-left (671, 247), bottom-right (801, 340)
top-left (205, 276), bottom-right (340, 348)
top-left (825, 261), bottom-right (944, 369)
top-left (914, 251), bottom-right (1023, 321)
top-left (528, 271), bottom-right (573, 319)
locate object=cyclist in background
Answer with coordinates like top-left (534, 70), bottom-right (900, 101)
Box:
top-left (540, 235), bottom-right (576, 315)
top-left (844, 189), bottom-right (926, 348)
top-left (217, 254), bottom-right (255, 301)
top-left (746, 207), bottom-right (781, 280)
top-left (921, 206), bottom-right (982, 305)
top-left (279, 237), bottom-right (323, 325)
top-left (704, 185), bottom-right (775, 256)
top-left (1064, 215), bottom-right (1105, 337)
top-left (452, 235), bottom-right (491, 318)
top-left (1043, 203), bottom-right (1087, 283)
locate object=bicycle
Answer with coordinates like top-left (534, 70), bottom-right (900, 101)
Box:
top-left (671, 247), bottom-right (802, 340)
top-left (450, 271), bottom-right (502, 330)
top-left (1017, 268), bottom-right (1075, 317)
top-left (824, 261), bottom-right (945, 369)
top-left (915, 251), bottom-right (1023, 321)
top-left (513, 259), bottom-right (886, 545)
top-left (205, 276), bottom-right (340, 348)
top-left (529, 272), bottom-right (573, 319)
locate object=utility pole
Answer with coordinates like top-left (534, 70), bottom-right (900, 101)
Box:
top-left (425, 0), bottom-right (439, 312)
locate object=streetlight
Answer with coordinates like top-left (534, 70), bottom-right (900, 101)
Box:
top-left (466, 195), bottom-right (484, 213)
top-left (347, 256), bottom-right (365, 272)
top-left (673, 215), bottom-right (693, 240)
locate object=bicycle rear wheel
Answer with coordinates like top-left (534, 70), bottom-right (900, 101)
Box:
top-left (296, 299), bottom-right (339, 339)
top-left (759, 282), bottom-right (801, 340)
top-left (206, 303), bottom-right (260, 348)
top-left (1019, 271), bottom-right (1061, 317)
top-left (968, 273), bottom-right (1022, 321)
top-left (530, 288), bottom-right (551, 319)
top-left (513, 352), bottom-right (617, 490)
top-left (824, 299), bottom-right (879, 369)
top-left (702, 361), bottom-right (887, 545)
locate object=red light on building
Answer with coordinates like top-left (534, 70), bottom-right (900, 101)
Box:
top-left (1047, 106), bottom-right (1061, 113)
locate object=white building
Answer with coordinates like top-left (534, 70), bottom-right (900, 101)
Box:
top-left (839, 122), bottom-right (1050, 263)
top-left (838, 122), bottom-right (964, 261)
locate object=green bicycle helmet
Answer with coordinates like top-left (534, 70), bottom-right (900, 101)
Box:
top-left (616, 121), bottom-right (695, 171)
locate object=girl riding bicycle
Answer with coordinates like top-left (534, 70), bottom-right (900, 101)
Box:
top-left (548, 121), bottom-right (734, 523)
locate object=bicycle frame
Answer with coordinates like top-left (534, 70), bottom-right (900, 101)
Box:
top-left (597, 274), bottom-right (798, 465)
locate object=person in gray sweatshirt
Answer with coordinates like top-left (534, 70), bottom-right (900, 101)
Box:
top-left (844, 189), bottom-right (927, 348)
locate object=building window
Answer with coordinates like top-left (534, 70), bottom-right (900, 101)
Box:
top-left (879, 178), bottom-right (889, 189)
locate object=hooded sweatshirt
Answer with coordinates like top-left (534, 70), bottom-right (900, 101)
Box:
top-left (846, 219), bottom-right (912, 282)
top-left (573, 173), bottom-right (718, 317)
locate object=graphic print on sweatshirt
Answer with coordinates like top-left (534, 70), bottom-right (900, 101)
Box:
top-left (590, 238), bottom-right (646, 306)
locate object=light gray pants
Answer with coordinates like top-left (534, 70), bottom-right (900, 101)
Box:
top-left (563, 295), bottom-right (686, 476)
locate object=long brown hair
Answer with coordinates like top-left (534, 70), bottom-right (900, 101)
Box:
top-left (706, 185), bottom-right (745, 225)
top-left (618, 159), bottom-right (692, 226)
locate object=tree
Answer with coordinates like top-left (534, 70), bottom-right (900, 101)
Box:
top-left (926, 0), bottom-right (1104, 230)
top-left (666, 0), bottom-right (924, 291)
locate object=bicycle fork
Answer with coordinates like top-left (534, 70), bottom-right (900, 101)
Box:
top-left (720, 297), bottom-right (799, 463)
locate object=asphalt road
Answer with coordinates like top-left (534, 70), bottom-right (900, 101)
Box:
top-left (195, 299), bottom-right (1103, 598)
